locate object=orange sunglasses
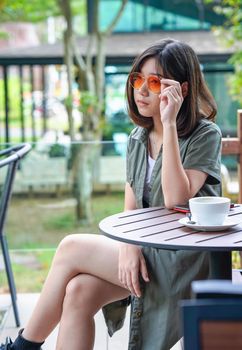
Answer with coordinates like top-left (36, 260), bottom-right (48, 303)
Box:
top-left (129, 72), bottom-right (162, 94)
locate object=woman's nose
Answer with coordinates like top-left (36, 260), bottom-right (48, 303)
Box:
top-left (139, 81), bottom-right (149, 95)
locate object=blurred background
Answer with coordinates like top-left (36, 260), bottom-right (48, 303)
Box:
top-left (0, 0), bottom-right (241, 293)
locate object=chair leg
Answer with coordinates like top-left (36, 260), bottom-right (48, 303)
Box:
top-left (0, 235), bottom-right (20, 327)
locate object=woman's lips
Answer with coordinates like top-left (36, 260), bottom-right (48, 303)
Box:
top-left (137, 100), bottom-right (149, 107)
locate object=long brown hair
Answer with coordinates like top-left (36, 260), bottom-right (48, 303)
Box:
top-left (126, 38), bottom-right (217, 137)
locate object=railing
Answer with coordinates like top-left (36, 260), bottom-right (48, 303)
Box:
top-left (0, 54), bottom-right (239, 146)
top-left (0, 61), bottom-right (64, 144)
top-left (0, 141), bottom-right (126, 196)
top-left (0, 107), bottom-right (240, 198)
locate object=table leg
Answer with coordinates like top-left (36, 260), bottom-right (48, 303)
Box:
top-left (209, 251), bottom-right (232, 279)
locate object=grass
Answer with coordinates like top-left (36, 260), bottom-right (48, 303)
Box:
top-left (0, 250), bottom-right (55, 293)
top-left (6, 191), bottom-right (124, 249)
top-left (0, 191), bottom-right (124, 292)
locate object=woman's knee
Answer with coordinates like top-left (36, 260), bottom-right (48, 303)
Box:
top-left (55, 234), bottom-right (86, 265)
top-left (64, 275), bottom-right (104, 315)
top-left (57, 234), bottom-right (79, 253)
top-left (56, 234), bottom-right (96, 258)
top-left (51, 235), bottom-right (78, 268)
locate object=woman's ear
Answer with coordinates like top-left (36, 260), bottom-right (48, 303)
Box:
top-left (181, 82), bottom-right (188, 98)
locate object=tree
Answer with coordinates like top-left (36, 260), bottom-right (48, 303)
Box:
top-left (0, 0), bottom-right (60, 22)
top-left (58, 0), bottom-right (128, 223)
top-left (207, 0), bottom-right (242, 105)
top-left (1, 0), bottom-right (128, 223)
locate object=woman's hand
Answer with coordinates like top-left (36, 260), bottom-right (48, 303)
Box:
top-left (159, 79), bottom-right (184, 125)
top-left (118, 243), bottom-right (149, 298)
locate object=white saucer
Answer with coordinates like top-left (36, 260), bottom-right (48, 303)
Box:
top-left (179, 217), bottom-right (238, 232)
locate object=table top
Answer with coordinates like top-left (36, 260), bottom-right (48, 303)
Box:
top-left (99, 205), bottom-right (242, 251)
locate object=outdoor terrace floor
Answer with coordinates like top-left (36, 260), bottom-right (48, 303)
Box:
top-left (0, 294), bottom-right (184, 349)
top-left (1, 271), bottom-right (242, 349)
top-left (0, 293), bottom-right (130, 349)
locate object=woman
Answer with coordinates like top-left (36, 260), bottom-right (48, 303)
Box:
top-left (1, 38), bottom-right (221, 350)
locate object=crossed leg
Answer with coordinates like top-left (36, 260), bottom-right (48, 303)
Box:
top-left (22, 234), bottom-right (130, 349)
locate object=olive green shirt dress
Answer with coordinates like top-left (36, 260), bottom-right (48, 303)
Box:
top-left (102, 119), bottom-right (222, 350)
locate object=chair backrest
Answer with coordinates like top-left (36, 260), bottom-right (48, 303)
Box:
top-left (180, 280), bottom-right (242, 350)
top-left (222, 109), bottom-right (242, 203)
top-left (0, 143), bottom-right (31, 235)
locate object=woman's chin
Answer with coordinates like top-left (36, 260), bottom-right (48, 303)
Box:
top-left (139, 112), bottom-right (153, 119)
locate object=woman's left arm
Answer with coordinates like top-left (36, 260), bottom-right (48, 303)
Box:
top-left (162, 123), bottom-right (207, 208)
top-left (160, 79), bottom-right (208, 208)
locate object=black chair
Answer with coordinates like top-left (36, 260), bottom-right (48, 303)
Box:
top-left (0, 143), bottom-right (31, 327)
top-left (180, 280), bottom-right (242, 350)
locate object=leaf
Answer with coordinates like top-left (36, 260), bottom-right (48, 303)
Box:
top-left (205, 0), bottom-right (242, 106)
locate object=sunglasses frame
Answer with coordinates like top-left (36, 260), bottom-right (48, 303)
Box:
top-left (129, 72), bottom-right (163, 94)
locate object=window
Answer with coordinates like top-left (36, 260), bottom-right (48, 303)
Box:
top-left (98, 0), bottom-right (224, 32)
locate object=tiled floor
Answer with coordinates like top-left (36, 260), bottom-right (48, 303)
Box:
top-left (2, 272), bottom-right (242, 350)
top-left (0, 294), bottom-right (130, 350)
top-left (0, 294), bottom-right (184, 349)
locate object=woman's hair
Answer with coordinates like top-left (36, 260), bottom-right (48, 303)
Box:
top-left (126, 38), bottom-right (217, 137)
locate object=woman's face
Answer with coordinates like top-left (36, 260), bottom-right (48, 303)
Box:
top-left (133, 57), bottom-right (165, 120)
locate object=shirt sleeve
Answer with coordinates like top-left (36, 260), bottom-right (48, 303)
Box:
top-left (182, 124), bottom-right (222, 185)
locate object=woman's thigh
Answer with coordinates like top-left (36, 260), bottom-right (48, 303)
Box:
top-left (58, 234), bottom-right (127, 290)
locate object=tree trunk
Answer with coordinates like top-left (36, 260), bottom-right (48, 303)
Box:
top-left (64, 31), bottom-right (75, 141)
top-left (71, 143), bottom-right (98, 223)
top-left (59, 0), bottom-right (128, 224)
top-left (58, 0), bottom-right (75, 141)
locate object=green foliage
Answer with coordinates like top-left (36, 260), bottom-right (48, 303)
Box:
top-left (64, 95), bottom-right (73, 109)
top-left (0, 76), bottom-right (31, 122)
top-left (0, 31), bottom-right (8, 39)
top-left (0, 0), bottom-right (60, 22)
top-left (44, 212), bottom-right (76, 230)
top-left (0, 0), bottom-right (86, 24)
top-left (79, 91), bottom-right (99, 116)
top-left (49, 143), bottom-right (67, 157)
top-left (228, 70), bottom-right (242, 104)
top-left (207, 0), bottom-right (242, 105)
top-left (102, 115), bottom-right (133, 141)
top-left (71, 0), bottom-right (86, 17)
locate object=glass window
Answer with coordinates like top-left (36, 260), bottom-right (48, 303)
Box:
top-left (99, 0), bottom-right (224, 32)
top-left (204, 65), bottom-right (240, 137)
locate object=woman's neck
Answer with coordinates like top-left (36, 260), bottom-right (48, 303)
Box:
top-left (149, 123), bottom-right (163, 159)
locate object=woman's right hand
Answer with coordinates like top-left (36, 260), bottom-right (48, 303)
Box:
top-left (118, 243), bottom-right (149, 298)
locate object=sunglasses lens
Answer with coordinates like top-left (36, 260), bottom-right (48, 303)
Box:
top-left (148, 76), bottom-right (161, 94)
top-left (129, 73), bottom-right (161, 94)
top-left (129, 73), bottom-right (144, 90)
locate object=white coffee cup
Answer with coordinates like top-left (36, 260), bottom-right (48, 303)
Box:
top-left (189, 196), bottom-right (231, 226)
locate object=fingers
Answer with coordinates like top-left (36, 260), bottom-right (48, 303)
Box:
top-left (140, 255), bottom-right (149, 283)
top-left (162, 85), bottom-right (182, 98)
top-left (119, 267), bottom-right (140, 297)
top-left (160, 86), bottom-right (183, 106)
top-left (160, 79), bottom-right (182, 98)
top-left (161, 78), bottom-right (182, 92)
top-left (118, 246), bottom-right (150, 298)
top-left (129, 268), bottom-right (141, 297)
top-left (119, 261), bottom-right (149, 298)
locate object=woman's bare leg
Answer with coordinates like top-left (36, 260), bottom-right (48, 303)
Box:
top-left (56, 274), bottom-right (129, 350)
top-left (22, 234), bottom-right (128, 343)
